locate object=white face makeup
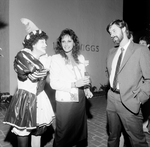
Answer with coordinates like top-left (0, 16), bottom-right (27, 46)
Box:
top-left (33, 39), bottom-right (47, 55)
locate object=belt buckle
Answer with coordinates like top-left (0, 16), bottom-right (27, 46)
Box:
top-left (111, 87), bottom-right (120, 94)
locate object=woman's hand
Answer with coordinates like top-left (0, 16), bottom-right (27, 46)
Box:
top-left (84, 88), bottom-right (93, 99)
top-left (75, 76), bottom-right (90, 88)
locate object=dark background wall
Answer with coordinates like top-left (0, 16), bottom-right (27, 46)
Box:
top-left (123, 0), bottom-right (150, 42)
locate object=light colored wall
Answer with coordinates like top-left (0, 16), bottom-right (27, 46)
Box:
top-left (0, 0), bottom-right (9, 93)
top-left (9, 0), bottom-right (123, 95)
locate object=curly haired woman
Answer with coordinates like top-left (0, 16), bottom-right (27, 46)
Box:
top-left (50, 28), bottom-right (93, 147)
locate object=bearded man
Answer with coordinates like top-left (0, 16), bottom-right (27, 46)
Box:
top-left (106, 19), bottom-right (150, 147)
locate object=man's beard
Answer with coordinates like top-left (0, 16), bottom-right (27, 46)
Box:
top-left (112, 32), bottom-right (123, 45)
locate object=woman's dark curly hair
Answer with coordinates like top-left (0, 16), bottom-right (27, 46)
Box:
top-left (22, 30), bottom-right (48, 50)
top-left (54, 28), bottom-right (81, 63)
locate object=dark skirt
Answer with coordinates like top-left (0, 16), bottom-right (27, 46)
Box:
top-left (54, 89), bottom-right (87, 147)
top-left (3, 89), bottom-right (37, 130)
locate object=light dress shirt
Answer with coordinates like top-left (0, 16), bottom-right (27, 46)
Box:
top-left (110, 40), bottom-right (131, 89)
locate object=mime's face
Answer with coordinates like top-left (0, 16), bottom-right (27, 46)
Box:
top-left (33, 39), bottom-right (47, 55)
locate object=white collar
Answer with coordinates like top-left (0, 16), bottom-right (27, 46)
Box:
top-left (121, 40), bottom-right (131, 51)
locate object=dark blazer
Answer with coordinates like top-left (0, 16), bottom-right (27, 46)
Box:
top-left (107, 41), bottom-right (150, 114)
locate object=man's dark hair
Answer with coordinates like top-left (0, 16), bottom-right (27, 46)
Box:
top-left (106, 19), bottom-right (131, 39)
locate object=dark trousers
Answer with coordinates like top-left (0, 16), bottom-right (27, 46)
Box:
top-left (106, 89), bottom-right (148, 147)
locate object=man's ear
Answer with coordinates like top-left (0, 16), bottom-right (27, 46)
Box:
top-left (122, 26), bottom-right (126, 33)
top-left (32, 44), bottom-right (36, 50)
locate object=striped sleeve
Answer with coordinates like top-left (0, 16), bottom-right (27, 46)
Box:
top-left (28, 69), bottom-right (48, 82)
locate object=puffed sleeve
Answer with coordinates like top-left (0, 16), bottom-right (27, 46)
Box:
top-left (39, 54), bottom-right (51, 70)
top-left (28, 69), bottom-right (48, 82)
top-left (14, 51), bottom-right (37, 81)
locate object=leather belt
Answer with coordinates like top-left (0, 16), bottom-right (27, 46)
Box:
top-left (110, 87), bottom-right (120, 94)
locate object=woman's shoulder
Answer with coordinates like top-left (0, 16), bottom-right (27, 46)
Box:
top-left (78, 54), bottom-right (85, 63)
top-left (51, 54), bottom-right (64, 63)
top-left (15, 49), bottom-right (32, 60)
top-left (39, 54), bottom-right (51, 69)
top-left (51, 54), bottom-right (61, 59)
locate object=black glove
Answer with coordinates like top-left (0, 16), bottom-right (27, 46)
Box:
top-left (17, 74), bottom-right (27, 82)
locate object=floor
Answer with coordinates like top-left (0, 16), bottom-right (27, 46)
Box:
top-left (0, 95), bottom-right (150, 147)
